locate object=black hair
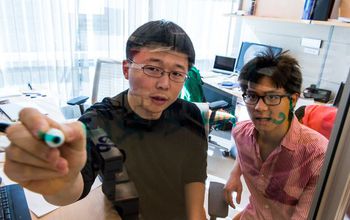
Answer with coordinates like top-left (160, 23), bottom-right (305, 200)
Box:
top-left (238, 50), bottom-right (302, 95)
top-left (126, 20), bottom-right (195, 69)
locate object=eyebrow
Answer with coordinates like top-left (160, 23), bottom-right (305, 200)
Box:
top-left (246, 89), bottom-right (285, 95)
top-left (146, 58), bottom-right (186, 71)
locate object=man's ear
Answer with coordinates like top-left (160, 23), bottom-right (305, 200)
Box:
top-left (291, 93), bottom-right (300, 108)
top-left (122, 60), bottom-right (130, 79)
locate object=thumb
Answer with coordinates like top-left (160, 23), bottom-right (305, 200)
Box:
top-left (60, 121), bottom-right (86, 151)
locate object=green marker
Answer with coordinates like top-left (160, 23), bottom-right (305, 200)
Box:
top-left (38, 128), bottom-right (65, 148)
top-left (0, 122), bottom-right (65, 148)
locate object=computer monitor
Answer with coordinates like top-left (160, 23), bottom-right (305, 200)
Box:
top-left (212, 55), bottom-right (236, 75)
top-left (234, 42), bottom-right (283, 73)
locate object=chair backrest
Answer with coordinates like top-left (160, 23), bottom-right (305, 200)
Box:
top-left (92, 58), bottom-right (127, 104)
top-left (202, 83), bottom-right (236, 116)
top-left (208, 181), bottom-right (229, 219)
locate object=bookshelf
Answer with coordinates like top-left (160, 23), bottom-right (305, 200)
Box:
top-left (310, 19), bottom-right (350, 27)
top-left (234, 0), bottom-right (350, 28)
top-left (229, 15), bottom-right (350, 28)
top-left (236, 15), bottom-right (311, 24)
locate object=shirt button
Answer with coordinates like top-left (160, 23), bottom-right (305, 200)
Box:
top-left (264, 204), bottom-right (269, 209)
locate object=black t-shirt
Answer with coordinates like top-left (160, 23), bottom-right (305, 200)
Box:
top-left (79, 90), bottom-right (207, 220)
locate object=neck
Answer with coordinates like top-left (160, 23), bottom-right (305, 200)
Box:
top-left (258, 132), bottom-right (284, 147)
top-left (257, 125), bottom-right (289, 161)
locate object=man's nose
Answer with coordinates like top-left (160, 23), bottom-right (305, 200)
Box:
top-left (255, 97), bottom-right (268, 110)
top-left (156, 73), bottom-right (171, 89)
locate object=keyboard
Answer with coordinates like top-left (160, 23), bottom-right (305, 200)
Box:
top-left (0, 184), bottom-right (31, 220)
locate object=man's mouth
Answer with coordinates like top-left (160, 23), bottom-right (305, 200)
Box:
top-left (150, 95), bottom-right (168, 104)
top-left (255, 117), bottom-right (271, 121)
top-left (151, 96), bottom-right (167, 101)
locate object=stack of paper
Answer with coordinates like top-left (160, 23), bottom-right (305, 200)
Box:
top-left (339, 17), bottom-right (350, 23)
top-left (0, 89), bottom-right (22, 99)
top-left (0, 102), bottom-right (48, 121)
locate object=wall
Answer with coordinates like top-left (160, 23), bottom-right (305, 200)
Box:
top-left (230, 17), bottom-right (350, 100)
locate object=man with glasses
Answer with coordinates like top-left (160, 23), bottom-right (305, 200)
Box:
top-left (224, 51), bottom-right (328, 219)
top-left (4, 20), bottom-right (207, 220)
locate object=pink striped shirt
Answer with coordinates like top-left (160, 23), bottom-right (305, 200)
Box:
top-left (233, 117), bottom-right (328, 220)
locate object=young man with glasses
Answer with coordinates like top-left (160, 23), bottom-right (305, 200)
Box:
top-left (4, 20), bottom-right (207, 220)
top-left (224, 51), bottom-right (328, 219)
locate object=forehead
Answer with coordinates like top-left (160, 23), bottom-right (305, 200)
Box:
top-left (133, 48), bottom-right (188, 65)
top-left (247, 76), bottom-right (285, 93)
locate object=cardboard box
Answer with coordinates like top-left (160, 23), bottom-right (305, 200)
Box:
top-left (253, 0), bottom-right (305, 19)
top-left (340, 0), bottom-right (350, 18)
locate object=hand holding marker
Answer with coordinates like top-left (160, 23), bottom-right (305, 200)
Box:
top-left (0, 122), bottom-right (65, 148)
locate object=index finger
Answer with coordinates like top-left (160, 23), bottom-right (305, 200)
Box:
top-left (19, 108), bottom-right (53, 138)
top-left (236, 188), bottom-right (242, 204)
top-left (223, 188), bottom-right (236, 209)
top-left (19, 107), bottom-right (86, 151)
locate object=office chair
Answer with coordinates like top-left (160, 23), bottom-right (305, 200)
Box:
top-left (180, 66), bottom-right (236, 156)
top-left (67, 58), bottom-right (125, 115)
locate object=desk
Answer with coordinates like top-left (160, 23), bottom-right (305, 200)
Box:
top-left (0, 156), bottom-right (121, 220)
top-left (0, 93), bottom-right (65, 123)
top-left (0, 158), bottom-right (223, 220)
top-left (201, 74), bottom-right (242, 121)
top-left (0, 94), bottom-right (66, 151)
top-left (202, 74), bottom-right (243, 102)
top-left (30, 186), bottom-right (121, 220)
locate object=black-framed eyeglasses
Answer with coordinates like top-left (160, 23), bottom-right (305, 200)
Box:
top-left (242, 93), bottom-right (291, 106)
top-left (128, 59), bottom-right (187, 83)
